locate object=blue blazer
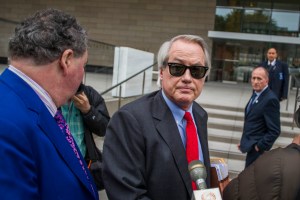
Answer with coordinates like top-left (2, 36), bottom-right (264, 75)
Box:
top-left (102, 90), bottom-right (211, 200)
top-left (0, 69), bottom-right (98, 200)
top-left (240, 87), bottom-right (281, 153)
top-left (260, 60), bottom-right (289, 100)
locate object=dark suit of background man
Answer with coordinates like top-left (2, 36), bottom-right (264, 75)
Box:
top-left (0, 9), bottom-right (98, 199)
top-left (238, 67), bottom-right (281, 168)
top-left (260, 47), bottom-right (289, 101)
top-left (102, 35), bottom-right (212, 200)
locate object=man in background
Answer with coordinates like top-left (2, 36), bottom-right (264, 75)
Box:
top-left (61, 83), bottom-right (110, 190)
top-left (102, 34), bottom-right (212, 200)
top-left (260, 47), bottom-right (289, 101)
top-left (0, 8), bottom-right (98, 199)
top-left (239, 66), bottom-right (280, 168)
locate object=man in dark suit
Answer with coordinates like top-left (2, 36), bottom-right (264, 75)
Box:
top-left (260, 47), bottom-right (289, 101)
top-left (102, 35), bottom-right (211, 200)
top-left (239, 66), bottom-right (281, 168)
top-left (0, 9), bottom-right (98, 199)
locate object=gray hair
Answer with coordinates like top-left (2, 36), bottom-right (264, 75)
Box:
top-left (8, 8), bottom-right (88, 65)
top-left (156, 35), bottom-right (211, 87)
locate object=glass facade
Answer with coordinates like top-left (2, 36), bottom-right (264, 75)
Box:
top-left (209, 0), bottom-right (300, 83)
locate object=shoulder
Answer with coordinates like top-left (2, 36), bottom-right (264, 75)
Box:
top-left (276, 60), bottom-right (288, 67)
top-left (263, 87), bottom-right (278, 100)
top-left (119, 90), bottom-right (161, 113)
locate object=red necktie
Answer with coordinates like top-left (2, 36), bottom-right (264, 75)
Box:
top-left (184, 111), bottom-right (199, 190)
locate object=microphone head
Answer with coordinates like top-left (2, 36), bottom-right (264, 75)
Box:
top-left (188, 160), bottom-right (207, 182)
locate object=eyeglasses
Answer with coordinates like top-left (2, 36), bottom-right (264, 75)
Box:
top-left (167, 63), bottom-right (209, 79)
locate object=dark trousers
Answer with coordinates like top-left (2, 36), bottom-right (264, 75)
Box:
top-left (245, 147), bottom-right (263, 168)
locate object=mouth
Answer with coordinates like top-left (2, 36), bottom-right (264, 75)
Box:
top-left (178, 86), bottom-right (193, 93)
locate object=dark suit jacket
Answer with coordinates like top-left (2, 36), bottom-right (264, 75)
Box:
top-left (0, 69), bottom-right (98, 200)
top-left (102, 90), bottom-right (211, 200)
top-left (223, 143), bottom-right (300, 200)
top-left (240, 87), bottom-right (280, 153)
top-left (260, 60), bottom-right (289, 100)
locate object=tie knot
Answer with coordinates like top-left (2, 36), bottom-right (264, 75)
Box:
top-left (184, 112), bottom-right (193, 122)
top-left (54, 109), bottom-right (65, 125)
top-left (251, 93), bottom-right (258, 101)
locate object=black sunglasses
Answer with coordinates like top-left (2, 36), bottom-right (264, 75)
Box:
top-left (167, 63), bottom-right (209, 79)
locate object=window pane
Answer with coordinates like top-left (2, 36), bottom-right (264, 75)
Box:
top-left (215, 7), bottom-right (242, 32)
top-left (242, 8), bottom-right (271, 34)
top-left (271, 11), bottom-right (300, 37)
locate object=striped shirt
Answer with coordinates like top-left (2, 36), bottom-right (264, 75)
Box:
top-left (8, 65), bottom-right (57, 116)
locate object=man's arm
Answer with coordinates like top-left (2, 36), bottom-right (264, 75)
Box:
top-left (256, 98), bottom-right (280, 151)
top-left (74, 85), bottom-right (110, 136)
top-left (102, 109), bottom-right (151, 200)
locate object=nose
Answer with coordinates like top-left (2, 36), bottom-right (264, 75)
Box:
top-left (181, 68), bottom-right (193, 81)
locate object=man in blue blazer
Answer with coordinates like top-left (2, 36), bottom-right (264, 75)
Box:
top-left (260, 47), bottom-right (289, 101)
top-left (102, 35), bottom-right (211, 200)
top-left (0, 9), bottom-right (98, 199)
top-left (239, 67), bottom-right (281, 168)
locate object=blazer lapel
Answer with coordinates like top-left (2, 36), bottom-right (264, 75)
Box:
top-left (246, 88), bottom-right (269, 116)
top-left (2, 70), bottom-right (97, 198)
top-left (152, 91), bottom-right (193, 196)
top-left (38, 112), bottom-right (97, 196)
top-left (193, 108), bottom-right (209, 164)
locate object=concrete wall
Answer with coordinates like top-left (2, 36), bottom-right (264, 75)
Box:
top-left (0, 0), bottom-right (216, 67)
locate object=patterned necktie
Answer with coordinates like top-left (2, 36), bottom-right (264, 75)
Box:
top-left (54, 109), bottom-right (96, 195)
top-left (184, 111), bottom-right (199, 190)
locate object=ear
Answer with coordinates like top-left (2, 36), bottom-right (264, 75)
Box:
top-left (159, 68), bottom-right (164, 80)
top-left (60, 49), bottom-right (74, 75)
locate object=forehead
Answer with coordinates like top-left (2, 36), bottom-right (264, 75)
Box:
top-left (268, 48), bottom-right (276, 54)
top-left (168, 39), bottom-right (205, 63)
top-left (252, 68), bottom-right (267, 78)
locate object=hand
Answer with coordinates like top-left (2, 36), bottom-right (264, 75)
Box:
top-left (255, 145), bottom-right (259, 152)
top-left (72, 91), bottom-right (91, 114)
top-left (237, 143), bottom-right (241, 151)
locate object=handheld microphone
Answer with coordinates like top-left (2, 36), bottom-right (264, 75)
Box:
top-left (188, 160), bottom-right (207, 190)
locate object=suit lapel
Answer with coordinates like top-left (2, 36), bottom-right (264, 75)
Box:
top-left (38, 112), bottom-right (97, 196)
top-left (193, 107), bottom-right (209, 165)
top-left (246, 88), bottom-right (269, 116)
top-left (2, 70), bottom-right (97, 198)
top-left (152, 91), bottom-right (193, 196)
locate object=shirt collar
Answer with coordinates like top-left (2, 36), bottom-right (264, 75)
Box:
top-left (161, 90), bottom-right (193, 123)
top-left (255, 85), bottom-right (268, 97)
top-left (268, 59), bottom-right (276, 66)
top-left (8, 65), bottom-right (57, 116)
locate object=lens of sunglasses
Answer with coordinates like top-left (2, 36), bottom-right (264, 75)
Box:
top-left (168, 63), bottom-right (208, 79)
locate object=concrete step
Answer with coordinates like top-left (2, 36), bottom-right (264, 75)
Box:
top-left (203, 102), bottom-right (299, 177)
top-left (207, 117), bottom-right (299, 138)
top-left (205, 107), bottom-right (296, 127)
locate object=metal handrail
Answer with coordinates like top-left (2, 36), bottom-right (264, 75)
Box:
top-left (100, 62), bottom-right (157, 108)
top-left (100, 63), bottom-right (157, 108)
top-left (101, 62), bottom-right (157, 95)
